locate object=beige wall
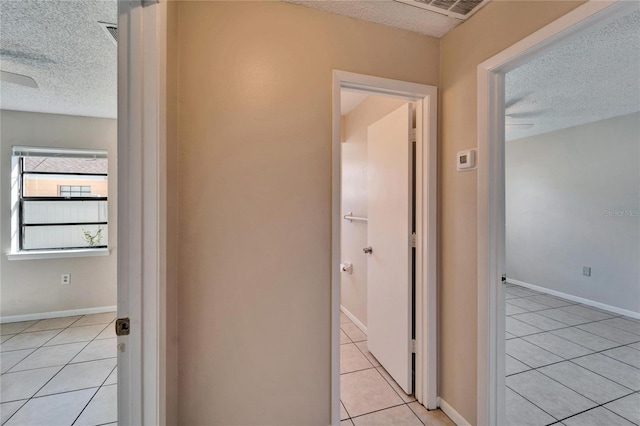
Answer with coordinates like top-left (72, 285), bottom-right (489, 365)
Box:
top-left (176, 2), bottom-right (439, 424)
top-left (439, 1), bottom-right (586, 423)
top-left (0, 110), bottom-right (117, 317)
top-left (164, 1), bottom-right (179, 424)
top-left (341, 96), bottom-right (409, 326)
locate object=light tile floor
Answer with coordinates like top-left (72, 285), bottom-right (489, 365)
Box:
top-left (340, 312), bottom-right (453, 426)
top-left (505, 283), bottom-right (640, 426)
top-left (0, 312), bottom-right (117, 426)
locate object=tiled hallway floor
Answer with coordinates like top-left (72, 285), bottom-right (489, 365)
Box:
top-left (340, 312), bottom-right (453, 426)
top-left (0, 312), bottom-right (117, 426)
top-left (505, 283), bottom-right (640, 426)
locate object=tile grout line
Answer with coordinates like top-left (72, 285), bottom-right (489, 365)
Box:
top-left (507, 312), bottom-right (637, 343)
top-left (506, 290), bottom-right (624, 316)
top-left (340, 330), bottom-right (428, 425)
top-left (3, 322), bottom-right (115, 373)
top-left (0, 327), bottom-right (67, 355)
top-left (506, 342), bottom-right (640, 388)
top-left (341, 365), bottom-right (377, 376)
top-left (533, 361), bottom-right (636, 405)
top-left (346, 402), bottom-right (408, 422)
top-left (0, 399), bottom-right (29, 426)
top-left (506, 384), bottom-right (565, 423)
top-left (4, 354), bottom-right (118, 376)
top-left (1, 315), bottom-right (116, 425)
top-left (506, 284), bottom-right (640, 425)
top-left (71, 363), bottom-right (118, 425)
top-left (565, 357), bottom-right (640, 391)
top-left (506, 330), bottom-right (640, 383)
top-left (547, 391), bottom-right (638, 425)
top-left (508, 335), bottom-right (640, 372)
top-left (598, 348), bottom-right (640, 371)
top-left (1, 324), bottom-right (117, 355)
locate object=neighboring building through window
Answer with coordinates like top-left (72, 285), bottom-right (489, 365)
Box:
top-left (11, 146), bottom-right (109, 252)
top-left (60, 185), bottom-right (92, 198)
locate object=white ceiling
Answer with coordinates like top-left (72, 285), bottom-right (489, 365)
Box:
top-left (285, 0), bottom-right (460, 37)
top-left (0, 0), bottom-right (117, 119)
top-left (505, 8), bottom-right (640, 141)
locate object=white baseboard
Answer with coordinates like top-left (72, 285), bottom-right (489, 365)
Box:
top-left (437, 397), bottom-right (471, 426)
top-left (1, 306), bottom-right (117, 323)
top-left (508, 278), bottom-right (640, 320)
top-left (340, 305), bottom-right (367, 334)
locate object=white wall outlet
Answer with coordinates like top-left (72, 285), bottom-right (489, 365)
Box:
top-left (61, 273), bottom-right (71, 285)
top-left (582, 267), bottom-right (591, 277)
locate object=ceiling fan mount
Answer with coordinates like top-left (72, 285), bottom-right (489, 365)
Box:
top-left (0, 70), bottom-right (38, 88)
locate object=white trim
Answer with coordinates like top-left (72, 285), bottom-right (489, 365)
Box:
top-left (117, 0), bottom-right (167, 424)
top-left (7, 248), bottom-right (110, 261)
top-left (11, 146), bottom-right (108, 158)
top-left (332, 70), bottom-right (438, 425)
top-left (0, 306), bottom-right (117, 323)
top-left (476, 1), bottom-right (634, 425)
top-left (437, 397), bottom-right (472, 426)
top-left (508, 279), bottom-right (640, 320)
top-left (340, 305), bottom-right (367, 334)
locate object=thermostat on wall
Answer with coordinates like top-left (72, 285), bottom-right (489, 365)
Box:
top-left (457, 149), bottom-right (476, 171)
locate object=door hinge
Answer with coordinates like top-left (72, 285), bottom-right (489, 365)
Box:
top-left (410, 232), bottom-right (416, 248)
top-left (411, 339), bottom-right (417, 353)
top-left (115, 317), bottom-right (130, 336)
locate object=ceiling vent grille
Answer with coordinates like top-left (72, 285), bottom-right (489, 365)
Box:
top-left (98, 22), bottom-right (118, 46)
top-left (394, 0), bottom-right (490, 21)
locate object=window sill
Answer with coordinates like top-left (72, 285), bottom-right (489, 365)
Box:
top-left (6, 248), bottom-right (111, 261)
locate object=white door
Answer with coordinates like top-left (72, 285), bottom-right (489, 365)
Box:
top-left (366, 103), bottom-right (413, 394)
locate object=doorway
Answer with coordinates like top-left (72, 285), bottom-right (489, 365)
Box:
top-left (331, 71), bottom-right (438, 425)
top-left (1, 1), bottom-right (170, 423)
top-left (0, 1), bottom-right (118, 424)
top-left (477, 1), bottom-right (640, 424)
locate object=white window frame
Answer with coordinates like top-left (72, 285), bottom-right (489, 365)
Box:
top-left (8, 146), bottom-right (111, 260)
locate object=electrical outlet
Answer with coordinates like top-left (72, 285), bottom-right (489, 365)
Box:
top-left (61, 273), bottom-right (71, 285)
top-left (583, 267), bottom-right (591, 277)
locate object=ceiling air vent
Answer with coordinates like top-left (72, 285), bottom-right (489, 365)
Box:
top-left (395, 0), bottom-right (490, 21)
top-left (98, 22), bottom-right (118, 46)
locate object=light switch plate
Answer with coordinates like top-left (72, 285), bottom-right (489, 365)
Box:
top-left (457, 149), bottom-right (476, 171)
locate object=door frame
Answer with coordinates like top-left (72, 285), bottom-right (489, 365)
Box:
top-left (117, 0), bottom-right (170, 424)
top-left (331, 70), bottom-right (438, 425)
top-left (476, 1), bottom-right (634, 424)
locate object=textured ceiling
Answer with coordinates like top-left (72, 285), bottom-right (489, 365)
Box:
top-left (285, 0), bottom-right (460, 37)
top-left (0, 0), bottom-right (117, 119)
top-left (505, 8), bottom-right (640, 141)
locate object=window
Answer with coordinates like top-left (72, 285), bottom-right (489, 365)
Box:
top-left (60, 185), bottom-right (92, 198)
top-left (11, 146), bottom-right (109, 252)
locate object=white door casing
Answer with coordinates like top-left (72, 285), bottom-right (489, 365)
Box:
top-left (366, 103), bottom-right (413, 394)
top-left (332, 70), bottom-right (437, 425)
top-left (476, 1), bottom-right (631, 424)
top-left (117, 0), bottom-right (169, 424)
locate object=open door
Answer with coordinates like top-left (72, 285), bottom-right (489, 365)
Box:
top-left (366, 103), bottom-right (413, 394)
